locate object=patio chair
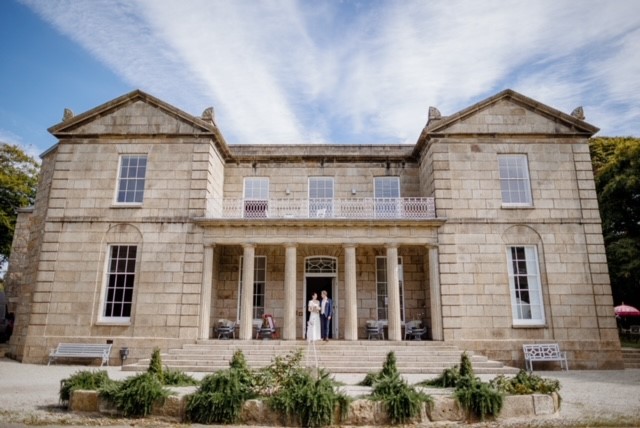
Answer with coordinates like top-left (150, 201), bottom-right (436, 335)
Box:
top-left (366, 320), bottom-right (384, 340)
top-left (216, 319), bottom-right (235, 339)
top-left (404, 320), bottom-right (425, 340)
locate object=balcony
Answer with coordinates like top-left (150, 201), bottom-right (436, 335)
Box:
top-left (211, 198), bottom-right (436, 220)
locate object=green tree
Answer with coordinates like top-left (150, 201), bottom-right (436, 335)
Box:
top-left (589, 137), bottom-right (640, 308)
top-left (0, 143), bottom-right (39, 264)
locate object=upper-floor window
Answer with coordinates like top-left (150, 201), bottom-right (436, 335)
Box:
top-left (506, 246), bottom-right (545, 325)
top-left (238, 255), bottom-right (267, 320)
top-left (374, 177), bottom-right (400, 218)
top-left (102, 245), bottom-right (137, 323)
top-left (498, 155), bottom-right (532, 206)
top-left (309, 177), bottom-right (334, 218)
top-left (116, 155), bottom-right (147, 204)
top-left (244, 177), bottom-right (269, 218)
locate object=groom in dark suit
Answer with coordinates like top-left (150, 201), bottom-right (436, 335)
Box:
top-left (320, 290), bottom-right (333, 341)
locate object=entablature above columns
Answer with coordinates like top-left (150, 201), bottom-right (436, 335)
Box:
top-left (200, 223), bottom-right (441, 247)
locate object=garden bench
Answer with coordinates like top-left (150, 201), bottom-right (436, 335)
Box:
top-left (48, 343), bottom-right (112, 366)
top-left (523, 343), bottom-right (568, 371)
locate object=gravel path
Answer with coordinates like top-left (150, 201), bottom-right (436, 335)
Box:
top-left (0, 357), bottom-right (639, 427)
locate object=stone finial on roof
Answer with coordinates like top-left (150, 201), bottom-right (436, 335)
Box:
top-left (428, 106), bottom-right (442, 121)
top-left (63, 108), bottom-right (74, 121)
top-left (571, 106), bottom-right (585, 121)
top-left (201, 107), bottom-right (215, 122)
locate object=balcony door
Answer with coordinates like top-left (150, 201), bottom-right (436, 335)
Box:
top-left (309, 177), bottom-right (334, 218)
top-left (244, 177), bottom-right (269, 218)
top-left (374, 177), bottom-right (400, 219)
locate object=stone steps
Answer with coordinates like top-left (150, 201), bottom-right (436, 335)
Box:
top-left (622, 347), bottom-right (640, 368)
top-left (123, 340), bottom-right (519, 375)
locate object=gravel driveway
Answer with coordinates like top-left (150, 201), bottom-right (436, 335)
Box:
top-left (0, 357), bottom-right (639, 427)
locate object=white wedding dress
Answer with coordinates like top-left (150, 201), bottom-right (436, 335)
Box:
top-left (307, 300), bottom-right (321, 342)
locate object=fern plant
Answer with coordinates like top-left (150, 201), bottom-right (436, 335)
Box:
top-left (186, 369), bottom-right (255, 424)
top-left (454, 376), bottom-right (503, 421)
top-left (269, 368), bottom-right (349, 427)
top-left (361, 351), bottom-right (432, 424)
top-left (163, 367), bottom-right (199, 386)
top-left (371, 371), bottom-right (432, 424)
top-left (419, 365), bottom-right (460, 387)
top-left (59, 370), bottom-right (111, 405)
top-left (102, 372), bottom-right (170, 417)
top-left (147, 347), bottom-right (164, 383)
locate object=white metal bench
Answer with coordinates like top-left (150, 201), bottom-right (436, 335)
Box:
top-left (48, 343), bottom-right (112, 366)
top-left (523, 343), bottom-right (568, 371)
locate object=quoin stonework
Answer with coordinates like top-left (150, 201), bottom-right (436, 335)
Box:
top-left (4, 89), bottom-right (623, 369)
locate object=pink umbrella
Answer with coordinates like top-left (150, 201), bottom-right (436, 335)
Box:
top-left (614, 303), bottom-right (640, 317)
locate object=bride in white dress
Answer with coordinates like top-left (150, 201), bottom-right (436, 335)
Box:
top-left (307, 293), bottom-right (321, 342)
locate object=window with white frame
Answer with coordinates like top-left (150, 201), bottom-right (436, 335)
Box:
top-left (309, 177), bottom-right (334, 218)
top-left (376, 256), bottom-right (405, 321)
top-left (116, 155), bottom-right (147, 204)
top-left (506, 246), bottom-right (545, 325)
top-left (102, 245), bottom-right (137, 322)
top-left (238, 256), bottom-right (266, 320)
top-left (498, 155), bottom-right (532, 206)
top-left (244, 178), bottom-right (269, 218)
top-left (374, 177), bottom-right (401, 218)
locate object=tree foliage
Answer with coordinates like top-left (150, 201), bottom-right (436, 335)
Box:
top-left (589, 137), bottom-right (640, 307)
top-left (0, 143), bottom-right (39, 263)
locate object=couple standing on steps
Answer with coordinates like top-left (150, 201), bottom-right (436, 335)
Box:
top-left (307, 290), bottom-right (333, 342)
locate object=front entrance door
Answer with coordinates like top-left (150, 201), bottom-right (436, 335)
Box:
top-left (305, 277), bottom-right (334, 339)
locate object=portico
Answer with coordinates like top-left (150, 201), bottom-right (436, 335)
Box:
top-left (196, 217), bottom-right (444, 341)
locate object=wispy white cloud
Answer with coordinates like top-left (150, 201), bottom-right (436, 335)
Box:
top-left (0, 128), bottom-right (43, 160)
top-left (20, 0), bottom-right (640, 144)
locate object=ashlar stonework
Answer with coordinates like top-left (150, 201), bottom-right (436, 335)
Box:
top-left (4, 89), bottom-right (622, 369)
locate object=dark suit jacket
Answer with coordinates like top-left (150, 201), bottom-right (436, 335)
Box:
top-left (321, 298), bottom-right (333, 318)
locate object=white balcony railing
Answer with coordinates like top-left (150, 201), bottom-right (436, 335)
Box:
top-left (211, 198), bottom-right (436, 220)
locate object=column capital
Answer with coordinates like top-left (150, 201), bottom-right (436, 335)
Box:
top-left (242, 243), bottom-right (256, 249)
top-left (283, 242), bottom-right (298, 248)
top-left (385, 243), bottom-right (399, 250)
top-left (343, 243), bottom-right (357, 249)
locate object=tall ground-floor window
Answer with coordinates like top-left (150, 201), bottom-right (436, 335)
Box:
top-left (238, 256), bottom-right (267, 319)
top-left (506, 246), bottom-right (545, 325)
top-left (102, 245), bottom-right (137, 322)
top-left (376, 256), bottom-right (405, 321)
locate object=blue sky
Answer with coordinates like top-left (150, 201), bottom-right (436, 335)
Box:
top-left (1, 0), bottom-right (639, 158)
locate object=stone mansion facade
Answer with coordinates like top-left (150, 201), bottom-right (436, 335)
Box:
top-left (5, 89), bottom-right (623, 368)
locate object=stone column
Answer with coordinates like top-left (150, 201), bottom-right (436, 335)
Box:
top-left (386, 244), bottom-right (402, 341)
top-left (283, 243), bottom-right (297, 340)
top-left (239, 244), bottom-right (255, 340)
top-left (343, 244), bottom-right (358, 340)
top-left (198, 245), bottom-right (215, 340)
top-left (429, 246), bottom-right (443, 341)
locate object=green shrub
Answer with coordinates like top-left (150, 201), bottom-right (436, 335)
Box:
top-left (269, 368), bottom-right (349, 427)
top-left (358, 351), bottom-right (399, 386)
top-left (359, 371), bottom-right (378, 386)
top-left (360, 351), bottom-right (432, 424)
top-left (459, 352), bottom-right (474, 378)
top-left (454, 376), bottom-right (503, 421)
top-left (102, 372), bottom-right (170, 417)
top-left (163, 367), bottom-right (199, 386)
top-left (371, 372), bottom-right (432, 424)
top-left (59, 370), bottom-right (111, 405)
top-left (147, 347), bottom-right (164, 383)
top-left (419, 365), bottom-right (460, 388)
top-left (229, 349), bottom-right (255, 389)
top-left (490, 370), bottom-right (561, 395)
top-left (254, 349), bottom-right (304, 396)
top-left (186, 369), bottom-right (254, 424)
